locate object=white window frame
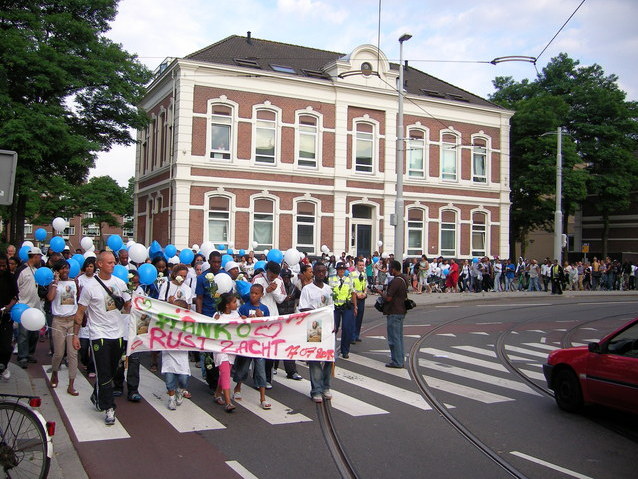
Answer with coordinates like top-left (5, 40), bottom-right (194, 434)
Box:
top-left (296, 112), bottom-right (321, 169)
top-left (250, 196), bottom-right (278, 251)
top-left (406, 208), bottom-right (426, 256)
top-left (252, 105), bottom-right (281, 166)
top-left (471, 135), bottom-right (490, 184)
top-left (440, 130), bottom-right (460, 182)
top-left (353, 120), bottom-right (377, 175)
top-left (205, 194), bottom-right (234, 245)
top-left (294, 199), bottom-right (319, 254)
top-left (407, 127), bottom-right (428, 178)
top-left (471, 210), bottom-right (489, 257)
top-left (208, 100), bottom-right (237, 161)
top-left (440, 209), bottom-right (458, 257)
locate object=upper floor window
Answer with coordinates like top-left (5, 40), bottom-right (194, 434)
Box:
top-left (208, 196), bottom-right (230, 244)
top-left (297, 115), bottom-right (318, 168)
top-left (408, 129), bottom-right (426, 178)
top-left (472, 139), bottom-right (487, 183)
top-left (441, 133), bottom-right (458, 181)
top-left (355, 122), bottom-right (375, 173)
top-left (210, 105), bottom-right (232, 160)
top-left (471, 212), bottom-right (487, 257)
top-left (255, 109), bottom-right (277, 165)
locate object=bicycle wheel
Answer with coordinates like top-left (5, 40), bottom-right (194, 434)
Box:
top-left (0, 402), bottom-right (50, 479)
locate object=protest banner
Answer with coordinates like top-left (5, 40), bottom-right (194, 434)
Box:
top-left (128, 295), bottom-right (335, 361)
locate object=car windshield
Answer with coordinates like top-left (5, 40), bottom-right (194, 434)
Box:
top-left (607, 321), bottom-right (638, 358)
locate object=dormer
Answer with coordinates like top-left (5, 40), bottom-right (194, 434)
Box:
top-left (323, 44), bottom-right (398, 91)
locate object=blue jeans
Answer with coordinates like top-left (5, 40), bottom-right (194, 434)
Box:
top-left (164, 373), bottom-right (188, 392)
top-left (334, 307), bottom-right (355, 356)
top-left (354, 298), bottom-right (365, 341)
top-left (233, 356), bottom-right (267, 388)
top-left (386, 314), bottom-right (405, 367)
top-left (528, 276), bottom-right (541, 292)
top-left (308, 361), bottom-right (332, 396)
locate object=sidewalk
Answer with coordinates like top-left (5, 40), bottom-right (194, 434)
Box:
top-left (0, 360), bottom-right (88, 479)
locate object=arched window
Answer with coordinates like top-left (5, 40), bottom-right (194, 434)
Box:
top-left (297, 114), bottom-right (319, 168)
top-left (440, 210), bottom-right (457, 256)
top-left (295, 201), bottom-right (316, 253)
top-left (210, 104), bottom-right (233, 160)
top-left (208, 196), bottom-right (230, 243)
top-left (441, 132), bottom-right (459, 181)
top-left (407, 129), bottom-right (426, 178)
top-left (472, 138), bottom-right (487, 183)
top-left (407, 208), bottom-right (425, 256)
top-left (471, 212), bottom-right (487, 257)
top-left (252, 198), bottom-right (275, 249)
top-left (354, 122), bottom-right (375, 173)
top-left (254, 109), bottom-right (278, 165)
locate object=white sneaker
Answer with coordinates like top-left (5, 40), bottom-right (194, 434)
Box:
top-left (175, 389), bottom-right (184, 406)
top-left (312, 394), bottom-right (323, 403)
top-left (322, 389), bottom-right (332, 400)
top-left (1, 368), bottom-right (10, 380)
top-left (168, 395), bottom-right (177, 410)
top-left (105, 408), bottom-right (116, 426)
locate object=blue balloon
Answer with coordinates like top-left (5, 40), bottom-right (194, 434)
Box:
top-left (238, 249), bottom-right (246, 256)
top-left (72, 254), bottom-right (85, 266)
top-left (149, 240), bottom-right (163, 259)
top-left (138, 263), bottom-right (158, 285)
top-left (372, 256), bottom-right (379, 264)
top-left (34, 228), bottom-right (47, 241)
top-left (253, 260), bottom-right (267, 272)
top-left (164, 244), bottom-right (177, 258)
top-left (179, 248), bottom-right (194, 264)
top-left (344, 270), bottom-right (350, 276)
top-left (267, 248), bottom-right (283, 264)
top-left (235, 280), bottom-right (251, 301)
top-left (67, 259), bottom-right (81, 279)
top-left (49, 236), bottom-right (65, 253)
top-left (19, 245), bottom-right (30, 262)
top-left (34, 267), bottom-right (54, 286)
top-left (221, 254), bottom-right (233, 268)
top-left (11, 303), bottom-right (30, 323)
top-left (227, 248), bottom-right (234, 255)
top-left (113, 264), bottom-right (129, 282)
top-left (107, 235), bottom-right (123, 252)
top-left (472, 257), bottom-right (479, 264)
top-left (217, 244), bottom-right (227, 251)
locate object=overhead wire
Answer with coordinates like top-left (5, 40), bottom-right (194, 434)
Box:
top-left (536, 0), bottom-right (586, 62)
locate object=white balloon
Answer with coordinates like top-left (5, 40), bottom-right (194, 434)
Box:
top-left (321, 244), bottom-right (329, 254)
top-left (377, 240), bottom-right (383, 247)
top-left (283, 248), bottom-right (301, 267)
top-left (263, 249), bottom-right (269, 256)
top-left (128, 243), bottom-right (148, 263)
top-left (168, 255), bottom-right (180, 264)
top-left (52, 217), bottom-right (67, 233)
top-left (214, 273), bottom-right (234, 294)
top-left (20, 308), bottom-right (46, 331)
top-left (227, 241), bottom-right (234, 249)
top-left (80, 237), bottom-right (93, 251)
top-left (191, 244), bottom-right (200, 251)
top-left (126, 240), bottom-right (136, 247)
top-left (381, 252), bottom-right (389, 259)
top-left (22, 241), bottom-right (34, 248)
top-left (200, 241), bottom-right (215, 259)
top-left (252, 241), bottom-right (259, 249)
top-left (83, 251), bottom-right (97, 259)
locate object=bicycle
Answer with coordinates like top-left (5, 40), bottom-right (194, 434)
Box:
top-left (0, 393), bottom-right (55, 478)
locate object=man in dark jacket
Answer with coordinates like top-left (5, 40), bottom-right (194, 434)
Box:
top-left (382, 260), bottom-right (408, 368)
top-left (550, 259), bottom-right (564, 295)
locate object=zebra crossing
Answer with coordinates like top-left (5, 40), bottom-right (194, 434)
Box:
top-left (41, 333), bottom-right (561, 443)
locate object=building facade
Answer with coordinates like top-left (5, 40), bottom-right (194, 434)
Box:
top-left (135, 34), bottom-right (513, 259)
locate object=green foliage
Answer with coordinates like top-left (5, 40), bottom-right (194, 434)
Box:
top-left (490, 53), bottom-right (638, 257)
top-left (0, 1), bottom-right (152, 244)
top-left (78, 176), bottom-right (128, 246)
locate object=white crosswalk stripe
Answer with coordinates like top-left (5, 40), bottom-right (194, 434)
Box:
top-left (421, 348), bottom-right (509, 372)
top-left (452, 345), bottom-right (529, 362)
top-left (522, 343), bottom-right (559, 352)
top-left (504, 345), bottom-right (550, 359)
top-left (423, 376), bottom-right (514, 404)
top-left (42, 366), bottom-right (130, 442)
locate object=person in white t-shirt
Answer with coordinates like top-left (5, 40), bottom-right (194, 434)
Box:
top-left (47, 260), bottom-right (79, 395)
top-left (158, 264), bottom-right (193, 306)
top-left (161, 298), bottom-right (192, 411)
top-left (298, 263), bottom-right (334, 403)
top-left (72, 251), bottom-right (131, 426)
top-left (76, 258), bottom-right (96, 377)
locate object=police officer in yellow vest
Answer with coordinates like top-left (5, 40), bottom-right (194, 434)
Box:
top-left (351, 258), bottom-right (368, 343)
top-left (550, 259), bottom-right (564, 295)
top-left (329, 262), bottom-right (358, 359)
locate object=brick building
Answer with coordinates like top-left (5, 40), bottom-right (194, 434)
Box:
top-left (135, 34), bottom-right (513, 259)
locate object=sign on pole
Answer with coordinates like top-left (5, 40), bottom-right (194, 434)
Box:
top-left (0, 150), bottom-right (18, 206)
top-left (582, 243), bottom-right (590, 253)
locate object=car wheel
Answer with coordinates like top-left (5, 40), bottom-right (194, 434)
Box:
top-left (554, 368), bottom-right (584, 413)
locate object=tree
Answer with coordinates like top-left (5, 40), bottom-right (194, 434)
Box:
top-left (0, 1), bottom-right (151, 245)
top-left (490, 54), bottom-right (638, 258)
top-left (78, 176), bottom-right (128, 248)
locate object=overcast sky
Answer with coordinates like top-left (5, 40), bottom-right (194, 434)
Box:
top-left (92, 0), bottom-right (638, 186)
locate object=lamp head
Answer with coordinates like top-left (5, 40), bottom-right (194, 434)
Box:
top-left (399, 33), bottom-right (412, 43)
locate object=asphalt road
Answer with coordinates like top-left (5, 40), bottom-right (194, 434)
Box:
top-left (26, 295), bottom-right (638, 479)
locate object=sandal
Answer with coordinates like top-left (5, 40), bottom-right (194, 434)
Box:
top-left (260, 401), bottom-right (272, 410)
top-left (150, 364), bottom-right (158, 372)
top-left (50, 374), bottom-right (58, 388)
top-left (224, 403), bottom-right (236, 413)
top-left (182, 390), bottom-right (191, 399)
top-left (67, 387), bottom-right (79, 396)
top-left (214, 396), bottom-right (225, 405)
top-left (232, 391), bottom-right (242, 401)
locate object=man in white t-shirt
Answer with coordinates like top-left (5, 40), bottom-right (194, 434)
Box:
top-left (72, 251), bottom-right (131, 426)
top-left (298, 263), bottom-right (334, 403)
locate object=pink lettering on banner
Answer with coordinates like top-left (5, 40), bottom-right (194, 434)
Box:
top-left (133, 296), bottom-right (152, 311)
top-left (284, 312), bottom-right (310, 325)
top-left (284, 345), bottom-right (335, 361)
top-left (253, 322), bottom-right (283, 339)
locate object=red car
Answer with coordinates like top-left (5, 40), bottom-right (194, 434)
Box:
top-left (543, 318), bottom-right (638, 415)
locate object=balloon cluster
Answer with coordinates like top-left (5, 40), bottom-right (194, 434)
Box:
top-left (10, 304), bottom-right (46, 331)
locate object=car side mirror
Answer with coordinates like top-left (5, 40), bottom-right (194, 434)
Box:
top-left (588, 342), bottom-right (600, 353)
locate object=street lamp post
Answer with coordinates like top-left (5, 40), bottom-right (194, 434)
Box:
top-left (554, 126), bottom-right (563, 263)
top-left (394, 33), bottom-right (411, 264)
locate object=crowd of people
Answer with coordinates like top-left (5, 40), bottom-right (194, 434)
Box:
top-left (0, 243), bottom-right (411, 427)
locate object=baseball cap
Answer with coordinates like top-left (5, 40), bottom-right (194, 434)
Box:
top-left (28, 247), bottom-right (43, 256)
top-left (336, 262), bottom-right (347, 269)
top-left (224, 261), bottom-right (240, 271)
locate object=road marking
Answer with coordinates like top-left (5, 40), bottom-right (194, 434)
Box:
top-left (347, 353), bottom-right (410, 380)
top-left (510, 451), bottom-right (594, 479)
top-left (524, 330), bottom-right (546, 333)
top-left (436, 333), bottom-right (456, 337)
top-left (273, 374), bottom-right (388, 417)
top-left (452, 345), bottom-right (530, 362)
top-left (405, 324), bottom-right (432, 327)
top-left (504, 345), bottom-right (550, 359)
top-left (518, 369), bottom-right (546, 381)
top-left (418, 359), bottom-right (541, 396)
top-left (138, 366), bottom-right (226, 432)
top-left (421, 348), bottom-right (509, 372)
top-left (555, 328), bottom-right (567, 331)
top-left (577, 301), bottom-right (637, 305)
top-left (42, 366), bottom-right (130, 442)
top-left (405, 334), bottom-right (422, 338)
top-left (226, 460), bottom-right (259, 479)
top-left (424, 376), bottom-right (513, 403)
top-left (470, 332), bottom-right (490, 335)
top-left (522, 342), bottom-right (559, 352)
top-left (435, 305), bottom-right (459, 308)
top-left (476, 304), bottom-right (550, 307)
top-left (476, 321), bottom-right (503, 324)
top-left (581, 327), bottom-right (598, 331)
top-left (366, 336), bottom-right (386, 340)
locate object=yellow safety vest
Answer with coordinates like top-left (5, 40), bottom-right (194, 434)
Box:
top-left (329, 275), bottom-right (353, 306)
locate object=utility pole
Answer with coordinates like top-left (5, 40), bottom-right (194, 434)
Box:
top-left (554, 127), bottom-right (563, 262)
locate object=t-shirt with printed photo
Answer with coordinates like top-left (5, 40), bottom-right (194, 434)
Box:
top-left (79, 276), bottom-right (130, 340)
